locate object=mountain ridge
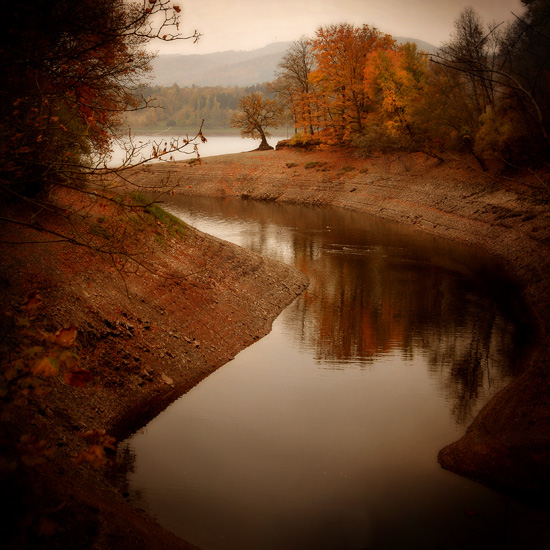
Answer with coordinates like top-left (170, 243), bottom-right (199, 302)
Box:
top-left (149, 38), bottom-right (438, 87)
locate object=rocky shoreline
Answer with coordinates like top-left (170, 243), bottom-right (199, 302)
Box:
top-left (131, 147), bottom-right (550, 504)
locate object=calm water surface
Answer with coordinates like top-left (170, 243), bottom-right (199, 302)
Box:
top-left (108, 134), bottom-right (286, 166)
top-left (117, 196), bottom-right (549, 549)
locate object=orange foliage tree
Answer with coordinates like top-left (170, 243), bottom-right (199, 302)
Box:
top-left (273, 24), bottom-right (429, 150)
top-left (360, 42), bottom-right (428, 151)
top-left (309, 23), bottom-right (396, 144)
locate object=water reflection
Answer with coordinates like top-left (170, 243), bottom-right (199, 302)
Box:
top-left (165, 195), bottom-right (529, 424)
top-left (118, 195), bottom-right (544, 550)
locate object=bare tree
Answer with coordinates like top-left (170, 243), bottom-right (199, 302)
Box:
top-left (271, 38), bottom-right (318, 135)
top-left (430, 3), bottom-right (550, 171)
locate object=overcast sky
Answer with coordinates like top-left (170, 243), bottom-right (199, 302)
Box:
top-left (152, 0), bottom-right (526, 55)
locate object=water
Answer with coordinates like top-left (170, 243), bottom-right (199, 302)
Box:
top-left (117, 197), bottom-right (549, 549)
top-left (106, 134), bottom-right (286, 166)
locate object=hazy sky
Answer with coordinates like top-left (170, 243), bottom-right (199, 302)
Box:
top-left (153, 0), bottom-right (525, 55)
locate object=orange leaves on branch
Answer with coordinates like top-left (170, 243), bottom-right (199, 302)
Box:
top-left (32, 357), bottom-right (60, 377)
top-left (73, 429), bottom-right (116, 468)
top-left (53, 326), bottom-right (78, 347)
top-left (3, 0), bottom-right (190, 199)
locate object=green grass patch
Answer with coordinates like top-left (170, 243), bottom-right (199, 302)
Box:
top-left (129, 192), bottom-right (187, 238)
top-left (340, 165), bottom-right (356, 173)
top-left (305, 161), bottom-right (330, 171)
top-left (89, 223), bottom-right (112, 240)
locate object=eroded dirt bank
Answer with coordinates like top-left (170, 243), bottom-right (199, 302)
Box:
top-left (0, 194), bottom-right (308, 549)
top-left (130, 147), bottom-right (550, 504)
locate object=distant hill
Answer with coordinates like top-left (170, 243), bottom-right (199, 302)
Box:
top-left (149, 42), bottom-right (292, 87)
top-left (395, 37), bottom-right (439, 55)
top-left (149, 38), bottom-right (438, 87)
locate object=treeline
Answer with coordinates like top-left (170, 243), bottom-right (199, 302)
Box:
top-left (270, 2), bottom-right (549, 171)
top-left (125, 83), bottom-right (272, 131)
top-left (126, 1), bottom-right (549, 180)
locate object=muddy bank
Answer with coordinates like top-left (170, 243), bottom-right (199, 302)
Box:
top-left (129, 147), bottom-right (550, 503)
top-left (0, 191), bottom-right (308, 549)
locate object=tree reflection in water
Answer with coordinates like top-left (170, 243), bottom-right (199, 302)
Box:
top-left (166, 195), bottom-right (532, 426)
top-left (113, 194), bottom-right (546, 550)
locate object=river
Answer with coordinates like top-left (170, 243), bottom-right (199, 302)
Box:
top-left (116, 196), bottom-right (550, 549)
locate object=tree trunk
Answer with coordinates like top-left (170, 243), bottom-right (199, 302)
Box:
top-left (257, 129), bottom-right (273, 150)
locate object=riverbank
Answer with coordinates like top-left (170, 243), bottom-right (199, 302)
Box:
top-left (0, 189), bottom-right (308, 549)
top-left (2, 145), bottom-right (549, 548)
top-left (129, 147), bottom-right (550, 504)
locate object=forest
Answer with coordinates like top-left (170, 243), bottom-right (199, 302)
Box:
top-left (124, 83), bottom-right (272, 132)
top-left (128, 2), bottom-right (549, 183)
top-left (269, 5), bottom-right (549, 173)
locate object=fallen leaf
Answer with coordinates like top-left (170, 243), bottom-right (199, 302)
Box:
top-left (58, 349), bottom-right (80, 369)
top-left (53, 326), bottom-right (78, 347)
top-left (23, 291), bottom-right (43, 311)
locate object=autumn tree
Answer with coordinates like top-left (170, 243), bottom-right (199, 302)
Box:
top-left (270, 37), bottom-right (319, 136)
top-left (426, 7), bottom-right (507, 167)
top-left (409, 60), bottom-right (474, 152)
top-left (309, 23), bottom-right (395, 144)
top-left (358, 42), bottom-right (428, 151)
top-left (428, 2), bottom-right (549, 173)
top-left (440, 8), bottom-right (500, 111)
top-left (229, 92), bottom-right (283, 150)
top-left (0, 0), bottom-right (201, 256)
